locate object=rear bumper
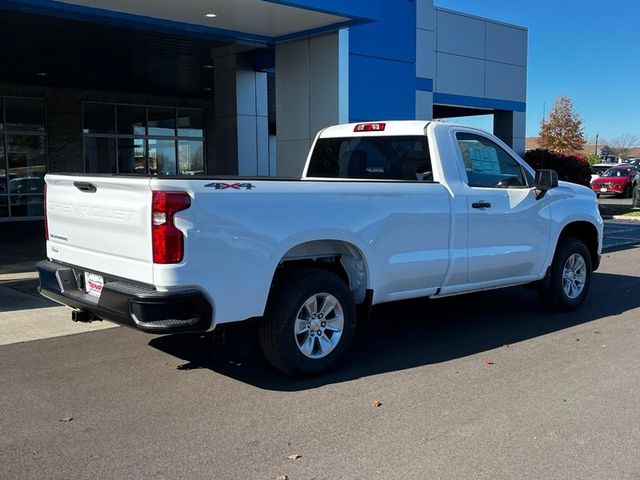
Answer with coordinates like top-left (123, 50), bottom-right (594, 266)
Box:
top-left (36, 260), bottom-right (213, 334)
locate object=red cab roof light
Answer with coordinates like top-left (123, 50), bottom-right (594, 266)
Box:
top-left (354, 123), bottom-right (386, 132)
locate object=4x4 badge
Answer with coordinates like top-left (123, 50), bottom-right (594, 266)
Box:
top-left (204, 182), bottom-right (256, 190)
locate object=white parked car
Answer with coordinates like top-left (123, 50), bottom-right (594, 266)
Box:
top-left (38, 121), bottom-right (604, 376)
top-left (590, 163), bottom-right (617, 183)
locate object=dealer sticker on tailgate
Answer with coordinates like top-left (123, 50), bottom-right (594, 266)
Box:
top-left (84, 272), bottom-right (104, 298)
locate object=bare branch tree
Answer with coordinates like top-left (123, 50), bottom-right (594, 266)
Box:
top-left (609, 134), bottom-right (639, 160)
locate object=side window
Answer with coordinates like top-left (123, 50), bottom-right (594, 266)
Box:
top-left (456, 132), bottom-right (528, 188)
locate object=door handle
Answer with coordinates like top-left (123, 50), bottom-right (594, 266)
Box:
top-left (472, 201), bottom-right (491, 209)
top-left (73, 181), bottom-right (97, 193)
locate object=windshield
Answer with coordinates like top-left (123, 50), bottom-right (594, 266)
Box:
top-left (602, 168), bottom-right (633, 177)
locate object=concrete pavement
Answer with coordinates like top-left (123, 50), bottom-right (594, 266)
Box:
top-left (1, 221), bottom-right (640, 479)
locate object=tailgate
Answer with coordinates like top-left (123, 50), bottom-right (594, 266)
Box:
top-left (45, 174), bottom-right (154, 284)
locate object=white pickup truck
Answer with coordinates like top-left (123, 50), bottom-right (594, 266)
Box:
top-left (38, 121), bottom-right (603, 376)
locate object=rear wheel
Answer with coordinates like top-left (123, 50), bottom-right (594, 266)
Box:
top-left (259, 268), bottom-right (356, 377)
top-left (539, 238), bottom-right (592, 311)
top-left (633, 185), bottom-right (640, 208)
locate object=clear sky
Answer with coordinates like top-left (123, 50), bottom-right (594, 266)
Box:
top-left (434, 0), bottom-right (640, 144)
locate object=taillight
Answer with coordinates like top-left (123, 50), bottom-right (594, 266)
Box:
top-left (354, 123), bottom-right (386, 132)
top-left (152, 191), bottom-right (191, 264)
top-left (44, 183), bottom-right (49, 241)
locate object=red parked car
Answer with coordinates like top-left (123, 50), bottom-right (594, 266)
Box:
top-left (591, 165), bottom-right (639, 197)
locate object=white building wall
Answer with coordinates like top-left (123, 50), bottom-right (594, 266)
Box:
top-left (432, 7), bottom-right (527, 105)
top-left (275, 30), bottom-right (349, 177)
top-left (415, 0), bottom-right (435, 119)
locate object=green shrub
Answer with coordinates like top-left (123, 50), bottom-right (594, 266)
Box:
top-left (524, 149), bottom-right (591, 187)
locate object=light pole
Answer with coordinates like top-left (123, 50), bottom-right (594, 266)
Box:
top-left (594, 134), bottom-right (599, 156)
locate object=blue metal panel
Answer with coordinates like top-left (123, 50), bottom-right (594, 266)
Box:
top-left (347, 1), bottom-right (417, 121)
top-left (349, 54), bottom-right (416, 121)
top-left (433, 93), bottom-right (526, 112)
top-left (348, 0), bottom-right (416, 64)
top-left (416, 78), bottom-right (434, 92)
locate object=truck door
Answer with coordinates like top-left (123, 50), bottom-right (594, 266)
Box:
top-left (454, 131), bottom-right (551, 283)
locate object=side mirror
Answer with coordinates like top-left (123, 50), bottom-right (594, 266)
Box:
top-left (534, 169), bottom-right (558, 199)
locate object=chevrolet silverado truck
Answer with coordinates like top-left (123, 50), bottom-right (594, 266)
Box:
top-left (38, 121), bottom-right (604, 377)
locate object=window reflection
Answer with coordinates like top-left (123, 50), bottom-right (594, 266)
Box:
top-left (149, 139), bottom-right (176, 175)
top-left (177, 109), bottom-right (203, 138)
top-left (117, 138), bottom-right (146, 174)
top-left (178, 140), bottom-right (204, 175)
top-left (148, 107), bottom-right (175, 136)
top-left (1, 97), bottom-right (47, 219)
top-left (83, 103), bottom-right (205, 176)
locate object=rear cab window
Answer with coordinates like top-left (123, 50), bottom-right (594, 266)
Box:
top-left (307, 136), bottom-right (433, 181)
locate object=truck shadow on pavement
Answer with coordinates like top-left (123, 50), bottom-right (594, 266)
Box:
top-left (150, 271), bottom-right (640, 391)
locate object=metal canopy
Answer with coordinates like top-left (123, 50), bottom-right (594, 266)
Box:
top-left (58, 0), bottom-right (352, 39)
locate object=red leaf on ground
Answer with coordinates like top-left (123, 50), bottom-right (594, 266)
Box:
top-left (484, 360), bottom-right (495, 365)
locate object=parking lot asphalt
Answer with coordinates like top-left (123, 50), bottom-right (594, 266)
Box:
top-left (2, 221), bottom-right (640, 480)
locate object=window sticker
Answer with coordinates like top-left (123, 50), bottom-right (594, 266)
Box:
top-left (468, 144), bottom-right (500, 175)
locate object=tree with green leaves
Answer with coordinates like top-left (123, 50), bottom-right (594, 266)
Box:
top-left (539, 95), bottom-right (586, 153)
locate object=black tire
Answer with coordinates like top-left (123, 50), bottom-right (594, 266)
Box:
top-left (538, 238), bottom-right (592, 311)
top-left (258, 268), bottom-right (356, 377)
top-left (633, 186), bottom-right (640, 208)
top-left (624, 185), bottom-right (633, 198)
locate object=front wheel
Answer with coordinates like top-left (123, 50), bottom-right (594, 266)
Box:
top-left (259, 268), bottom-right (356, 377)
top-left (539, 238), bottom-right (592, 311)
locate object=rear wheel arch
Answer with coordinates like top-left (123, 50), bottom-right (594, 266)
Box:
top-left (272, 239), bottom-right (370, 305)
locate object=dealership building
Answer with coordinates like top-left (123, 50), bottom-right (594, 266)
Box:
top-left (0, 0), bottom-right (527, 221)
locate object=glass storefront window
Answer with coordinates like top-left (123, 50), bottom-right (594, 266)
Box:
top-left (5, 98), bottom-right (45, 132)
top-left (1, 97), bottom-right (47, 220)
top-left (117, 105), bottom-right (146, 135)
top-left (83, 103), bottom-right (204, 176)
top-left (83, 103), bottom-right (115, 134)
top-left (149, 139), bottom-right (176, 175)
top-left (117, 138), bottom-right (146, 174)
top-left (0, 195), bottom-right (7, 217)
top-left (0, 142), bottom-right (6, 194)
top-left (178, 140), bottom-right (204, 175)
top-left (84, 137), bottom-right (116, 173)
top-left (7, 135), bottom-right (47, 185)
top-left (10, 194), bottom-right (44, 217)
top-left (177, 109), bottom-right (204, 138)
top-left (148, 107), bottom-right (176, 136)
